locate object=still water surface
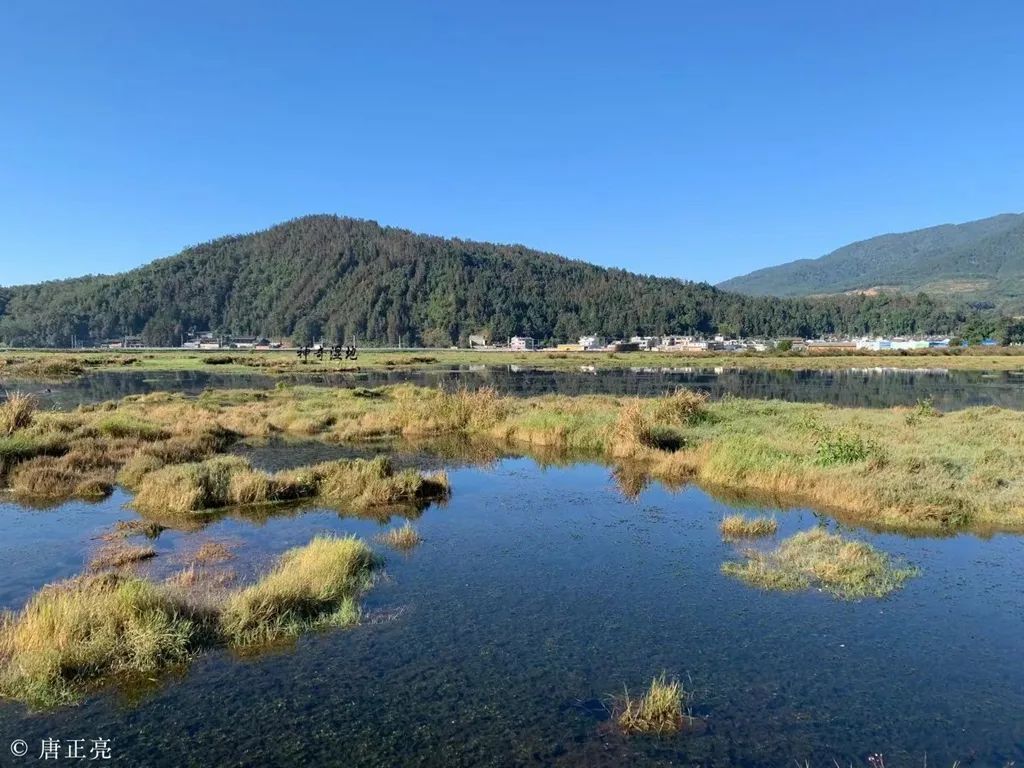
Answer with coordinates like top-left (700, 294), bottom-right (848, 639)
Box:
top-left (0, 454), bottom-right (1020, 766)
top-left (7, 365), bottom-right (1024, 411)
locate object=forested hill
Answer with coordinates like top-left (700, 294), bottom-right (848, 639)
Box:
top-left (718, 213), bottom-right (1024, 306)
top-left (0, 215), bottom-right (975, 347)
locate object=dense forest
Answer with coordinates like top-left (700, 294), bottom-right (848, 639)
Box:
top-left (720, 212), bottom-right (1024, 308)
top-left (0, 215), bottom-right (1007, 348)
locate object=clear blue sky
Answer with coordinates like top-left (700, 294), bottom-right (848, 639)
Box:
top-left (2, 0), bottom-right (1022, 287)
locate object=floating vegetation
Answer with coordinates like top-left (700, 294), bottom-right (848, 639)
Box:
top-left (375, 522), bottom-right (423, 551)
top-left (88, 543), bottom-right (157, 571)
top-left (614, 674), bottom-right (687, 735)
top-left (719, 514), bottom-right (778, 540)
top-left (0, 535), bottom-right (379, 707)
top-left (721, 528), bottom-right (918, 600)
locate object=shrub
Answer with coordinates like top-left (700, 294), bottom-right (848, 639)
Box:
top-left (815, 428), bottom-right (876, 466)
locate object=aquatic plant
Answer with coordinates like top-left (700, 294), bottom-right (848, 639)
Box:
top-left (652, 387), bottom-right (708, 425)
top-left (0, 535), bottom-right (380, 706)
top-left (219, 535), bottom-right (378, 645)
top-left (0, 574), bottom-right (201, 708)
top-left (719, 514), bottom-right (778, 540)
top-left (375, 522), bottom-right (423, 551)
top-left (814, 428), bottom-right (878, 466)
top-left (0, 392), bottom-right (36, 436)
top-left (614, 674), bottom-right (687, 735)
top-left (721, 528), bottom-right (918, 600)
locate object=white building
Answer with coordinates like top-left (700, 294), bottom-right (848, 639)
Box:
top-left (510, 336), bottom-right (536, 351)
top-left (578, 335), bottom-right (606, 350)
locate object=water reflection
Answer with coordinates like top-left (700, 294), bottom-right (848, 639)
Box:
top-left (0, 457), bottom-right (1020, 766)
top-left (6, 365), bottom-right (1024, 411)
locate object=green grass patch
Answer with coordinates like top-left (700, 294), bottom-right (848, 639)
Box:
top-left (721, 528), bottom-right (918, 600)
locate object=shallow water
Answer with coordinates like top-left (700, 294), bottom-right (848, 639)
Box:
top-left (0, 455), bottom-right (1021, 766)
top-left (8, 364), bottom-right (1024, 411)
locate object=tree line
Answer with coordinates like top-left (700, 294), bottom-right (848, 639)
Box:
top-left (0, 215), bottom-right (1015, 348)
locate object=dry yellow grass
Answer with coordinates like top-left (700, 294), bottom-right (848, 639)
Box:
top-left (4, 382), bottom-right (1020, 534)
top-left (0, 392), bottom-right (36, 436)
top-left (0, 535), bottom-right (379, 707)
top-left (719, 514), bottom-right (778, 540)
top-left (721, 528), bottom-right (918, 599)
top-left (88, 543), bottom-right (157, 571)
top-left (375, 522), bottom-right (423, 551)
top-left (615, 674), bottom-right (687, 735)
top-left (219, 535), bottom-right (377, 645)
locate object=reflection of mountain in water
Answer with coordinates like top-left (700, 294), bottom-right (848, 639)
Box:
top-left (6, 366), bottom-right (1024, 411)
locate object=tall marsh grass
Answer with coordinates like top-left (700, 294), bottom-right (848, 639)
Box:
top-left (0, 392), bottom-right (35, 436)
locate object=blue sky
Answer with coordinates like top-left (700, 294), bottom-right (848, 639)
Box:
top-left (2, 0), bottom-right (1022, 287)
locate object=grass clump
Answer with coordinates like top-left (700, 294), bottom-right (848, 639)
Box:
top-left (132, 456), bottom-right (252, 515)
top-left (94, 414), bottom-right (168, 441)
top-left (0, 574), bottom-right (200, 708)
top-left (375, 522), bottom-right (423, 551)
top-left (132, 454), bottom-right (449, 516)
top-left (652, 388), bottom-right (708, 425)
top-left (615, 674), bottom-right (687, 735)
top-left (314, 457), bottom-right (450, 507)
top-left (219, 535), bottom-right (378, 645)
top-left (719, 514), bottom-right (778, 540)
top-left (0, 392), bottom-right (36, 436)
top-left (721, 528), bottom-right (918, 600)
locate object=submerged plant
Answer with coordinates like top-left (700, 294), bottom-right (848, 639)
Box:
top-left (721, 528), bottom-right (918, 600)
top-left (614, 674), bottom-right (687, 735)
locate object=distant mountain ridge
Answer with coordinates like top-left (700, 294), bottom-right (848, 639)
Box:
top-left (0, 215), bottom-right (973, 347)
top-left (718, 213), bottom-right (1024, 307)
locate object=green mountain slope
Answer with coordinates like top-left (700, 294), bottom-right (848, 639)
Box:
top-left (0, 215), bottom-right (970, 347)
top-left (718, 213), bottom-right (1024, 306)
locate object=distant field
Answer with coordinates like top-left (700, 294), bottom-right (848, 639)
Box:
top-left (3, 346), bottom-right (1024, 379)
